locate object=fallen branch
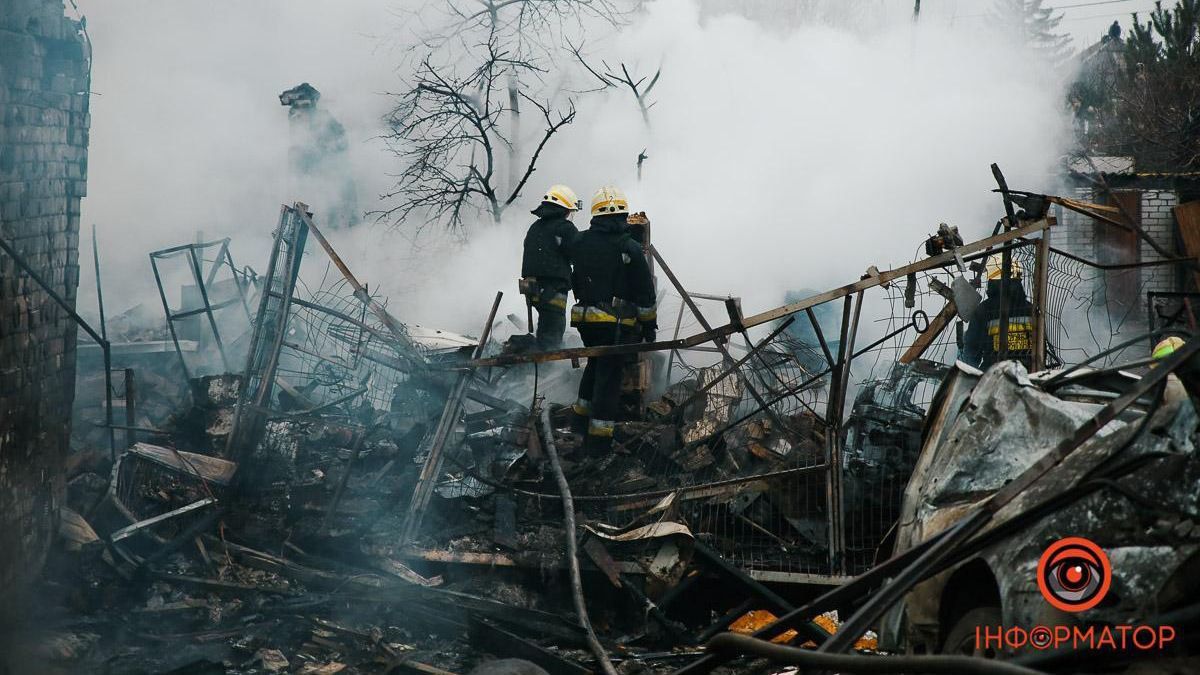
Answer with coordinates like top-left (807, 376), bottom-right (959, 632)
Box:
top-left (539, 406), bottom-right (618, 675)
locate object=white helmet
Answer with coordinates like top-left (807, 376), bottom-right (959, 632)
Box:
top-left (541, 184), bottom-right (581, 211)
top-left (590, 186), bottom-right (629, 216)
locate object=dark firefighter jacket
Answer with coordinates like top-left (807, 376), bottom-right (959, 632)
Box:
top-left (569, 214), bottom-right (656, 322)
top-left (962, 278), bottom-right (1034, 370)
top-left (521, 203), bottom-right (579, 282)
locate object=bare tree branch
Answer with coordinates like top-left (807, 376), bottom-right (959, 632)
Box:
top-left (506, 94), bottom-right (577, 205)
top-left (567, 38), bottom-right (661, 125)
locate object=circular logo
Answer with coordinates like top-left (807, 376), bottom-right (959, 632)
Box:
top-left (1037, 537), bottom-right (1111, 612)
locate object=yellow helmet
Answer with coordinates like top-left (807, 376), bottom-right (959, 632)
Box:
top-left (985, 257), bottom-right (1022, 280)
top-left (1153, 336), bottom-right (1186, 360)
top-left (590, 186), bottom-right (629, 216)
top-left (541, 184), bottom-right (580, 211)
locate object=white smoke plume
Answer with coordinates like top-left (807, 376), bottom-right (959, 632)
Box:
top-left (75, 0), bottom-right (1073, 352)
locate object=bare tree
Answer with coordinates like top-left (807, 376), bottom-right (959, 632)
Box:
top-left (379, 37), bottom-right (576, 231)
top-left (379, 0), bottom-right (628, 232)
top-left (569, 39), bottom-right (661, 125)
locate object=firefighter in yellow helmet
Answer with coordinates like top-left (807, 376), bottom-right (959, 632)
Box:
top-left (1153, 336), bottom-right (1186, 360)
top-left (521, 184), bottom-right (581, 350)
top-left (961, 257), bottom-right (1034, 370)
top-left (567, 186), bottom-right (657, 453)
top-left (1152, 336), bottom-right (1189, 404)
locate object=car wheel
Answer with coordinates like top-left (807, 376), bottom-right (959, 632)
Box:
top-left (941, 606), bottom-right (1002, 658)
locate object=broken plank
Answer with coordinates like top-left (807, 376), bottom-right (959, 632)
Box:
top-left (148, 571), bottom-right (291, 595)
top-left (124, 443), bottom-right (237, 486)
top-left (468, 617), bottom-right (592, 675)
top-left (899, 301), bottom-right (957, 364)
top-left (467, 218), bottom-right (1051, 368)
top-left (110, 498), bottom-right (216, 543)
top-left (389, 661), bottom-right (458, 675)
top-left (1175, 200), bottom-right (1200, 290)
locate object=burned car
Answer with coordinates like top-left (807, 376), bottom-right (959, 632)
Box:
top-left (879, 360), bottom-right (1200, 661)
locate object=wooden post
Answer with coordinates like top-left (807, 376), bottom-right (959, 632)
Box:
top-left (1032, 222), bottom-right (1052, 371)
top-left (124, 368), bottom-right (136, 449)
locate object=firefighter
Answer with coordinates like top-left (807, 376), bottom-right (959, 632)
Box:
top-left (1153, 336), bottom-right (1186, 360)
top-left (961, 257), bottom-right (1034, 370)
top-left (569, 186), bottom-right (657, 452)
top-left (521, 184), bottom-right (581, 350)
top-left (1152, 336), bottom-right (1189, 404)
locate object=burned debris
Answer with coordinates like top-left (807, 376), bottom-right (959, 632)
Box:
top-left (10, 180), bottom-right (1200, 675)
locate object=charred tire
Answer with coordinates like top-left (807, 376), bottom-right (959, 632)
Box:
top-left (941, 605), bottom-right (1002, 658)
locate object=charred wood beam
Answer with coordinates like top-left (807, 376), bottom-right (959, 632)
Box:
top-left (581, 536), bottom-right (689, 644)
top-left (322, 423), bottom-right (376, 532)
top-left (694, 598), bottom-right (756, 644)
top-left (134, 506), bottom-right (226, 574)
top-left (225, 204), bottom-right (307, 465)
top-left (468, 219), bottom-right (1051, 368)
top-left (398, 291), bottom-right (502, 545)
top-left (900, 304), bottom-right (955, 365)
top-left (468, 617), bottom-right (591, 675)
top-left (1075, 158), bottom-right (1194, 269)
top-left (1032, 231), bottom-right (1050, 370)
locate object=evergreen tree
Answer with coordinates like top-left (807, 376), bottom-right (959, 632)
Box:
top-left (1078, 1), bottom-right (1200, 170)
top-left (991, 0), bottom-right (1074, 65)
top-left (1103, 0), bottom-right (1200, 169)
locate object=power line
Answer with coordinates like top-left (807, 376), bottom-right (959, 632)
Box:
top-left (954, 0), bottom-right (1141, 20)
top-left (1050, 0), bottom-right (1136, 9)
top-left (1061, 6), bottom-right (1158, 21)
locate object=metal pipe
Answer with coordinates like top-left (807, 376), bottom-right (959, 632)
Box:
top-left (0, 231), bottom-right (115, 460)
top-left (149, 254), bottom-right (191, 381)
top-left (187, 245), bottom-right (230, 371)
top-left (650, 245), bottom-right (788, 432)
top-left (91, 224), bottom-right (116, 460)
top-left (91, 225), bottom-right (107, 342)
top-left (806, 307), bottom-right (835, 369)
top-left (541, 407), bottom-right (618, 675)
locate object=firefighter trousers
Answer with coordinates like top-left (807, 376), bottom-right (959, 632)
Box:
top-left (575, 323), bottom-right (638, 444)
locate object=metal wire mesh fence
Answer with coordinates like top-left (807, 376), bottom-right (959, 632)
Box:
top-left (575, 222), bottom-right (1173, 578)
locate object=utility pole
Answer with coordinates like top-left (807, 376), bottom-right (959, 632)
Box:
top-left (913, 0), bottom-right (921, 22)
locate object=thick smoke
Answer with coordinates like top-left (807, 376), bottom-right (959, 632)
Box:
top-left (75, 0), bottom-right (1073, 350)
top-left (74, 0), bottom-right (404, 320)
top-left (378, 0), bottom-right (1073, 338)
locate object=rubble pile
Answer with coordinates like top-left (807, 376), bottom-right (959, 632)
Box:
top-left (36, 195), bottom-right (1200, 673)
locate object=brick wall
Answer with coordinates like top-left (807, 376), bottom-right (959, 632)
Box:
top-left (1054, 186), bottom-right (1183, 325)
top-left (1053, 186), bottom-right (1097, 259)
top-left (1139, 189), bottom-right (1180, 295)
top-left (0, 0), bottom-right (89, 599)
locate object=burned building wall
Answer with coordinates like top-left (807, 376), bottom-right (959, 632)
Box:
top-left (1055, 183), bottom-right (1186, 332)
top-left (0, 0), bottom-right (89, 599)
